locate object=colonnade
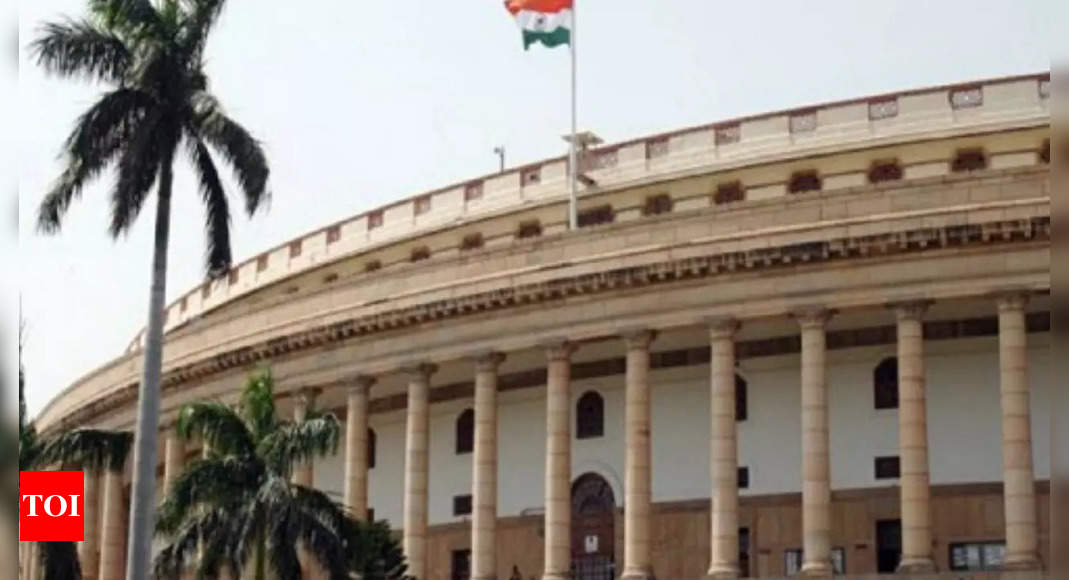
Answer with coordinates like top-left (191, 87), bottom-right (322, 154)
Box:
top-left (72, 294), bottom-right (1040, 579)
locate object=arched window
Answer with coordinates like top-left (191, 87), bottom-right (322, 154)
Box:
top-left (456, 409), bottom-right (474, 455)
top-left (367, 428), bottom-right (377, 469)
top-left (874, 357), bottom-right (899, 410)
top-left (735, 374), bottom-right (748, 421)
top-left (576, 391), bottom-right (604, 439)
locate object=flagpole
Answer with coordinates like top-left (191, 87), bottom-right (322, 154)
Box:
top-left (567, 0), bottom-right (578, 230)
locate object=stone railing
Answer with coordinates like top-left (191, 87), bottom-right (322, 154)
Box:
top-left (123, 73), bottom-right (1049, 353)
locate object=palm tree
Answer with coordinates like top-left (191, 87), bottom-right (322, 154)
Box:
top-left (154, 369), bottom-right (407, 580)
top-left (19, 331), bottom-right (134, 580)
top-left (31, 1), bottom-right (271, 574)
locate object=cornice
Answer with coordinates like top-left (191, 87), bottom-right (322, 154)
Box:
top-left (44, 213), bottom-right (1050, 434)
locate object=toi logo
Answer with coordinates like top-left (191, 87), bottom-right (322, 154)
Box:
top-left (20, 471), bottom-right (84, 542)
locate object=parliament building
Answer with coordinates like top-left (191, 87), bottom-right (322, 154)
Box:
top-left (37, 72), bottom-right (1052, 580)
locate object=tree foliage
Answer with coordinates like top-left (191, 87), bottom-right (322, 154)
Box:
top-left (155, 369), bottom-right (407, 580)
top-left (31, 0), bottom-right (270, 278)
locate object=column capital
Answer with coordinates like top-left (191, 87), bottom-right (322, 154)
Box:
top-left (996, 291), bottom-right (1030, 312)
top-left (401, 362), bottom-right (438, 381)
top-left (705, 316), bottom-right (740, 340)
top-left (472, 351), bottom-right (507, 372)
top-left (348, 375), bottom-right (377, 394)
top-left (621, 328), bottom-right (657, 350)
top-left (296, 386), bottom-right (322, 405)
top-left (891, 300), bottom-right (932, 322)
top-left (542, 338), bottom-right (577, 361)
top-left (791, 306), bottom-right (835, 329)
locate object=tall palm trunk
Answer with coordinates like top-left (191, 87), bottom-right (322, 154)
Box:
top-left (126, 151), bottom-right (175, 580)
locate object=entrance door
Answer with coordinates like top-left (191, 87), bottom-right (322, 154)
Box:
top-left (571, 473), bottom-right (615, 580)
top-left (876, 519), bottom-right (902, 573)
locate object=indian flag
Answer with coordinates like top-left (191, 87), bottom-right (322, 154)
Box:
top-left (505, 0), bottom-right (572, 50)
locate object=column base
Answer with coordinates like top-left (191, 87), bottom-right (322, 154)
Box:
top-left (799, 562), bottom-right (832, 579)
top-left (620, 567), bottom-right (655, 580)
top-left (705, 563), bottom-right (739, 580)
top-left (542, 573), bottom-right (571, 580)
top-left (1001, 554), bottom-right (1041, 571)
top-left (896, 557), bottom-right (936, 574)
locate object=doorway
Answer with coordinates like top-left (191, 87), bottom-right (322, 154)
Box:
top-left (876, 519), bottom-right (902, 573)
top-left (571, 473), bottom-right (616, 580)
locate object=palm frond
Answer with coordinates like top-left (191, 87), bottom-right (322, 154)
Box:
top-left (39, 428), bottom-right (133, 473)
top-left (187, 137), bottom-right (231, 277)
top-left (39, 540), bottom-right (82, 580)
top-left (189, 93), bottom-right (269, 215)
top-left (237, 368), bottom-right (277, 444)
top-left (154, 506), bottom-right (239, 580)
top-left (108, 108), bottom-right (167, 237)
top-left (38, 88), bottom-right (152, 234)
top-left (88, 0), bottom-right (163, 38)
top-left (178, 0), bottom-right (227, 60)
top-left (345, 519), bottom-right (408, 580)
top-left (156, 455), bottom-right (263, 534)
top-left (258, 414), bottom-right (340, 477)
top-left (31, 18), bottom-right (130, 82)
top-left (176, 401), bottom-right (254, 458)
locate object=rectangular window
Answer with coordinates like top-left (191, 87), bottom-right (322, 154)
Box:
top-left (227, 269), bottom-right (239, 286)
top-left (875, 456), bottom-right (901, 480)
top-left (737, 467), bottom-right (750, 490)
top-left (326, 225), bottom-right (341, 244)
top-left (289, 240), bottom-right (302, 258)
top-left (788, 171), bottom-right (822, 194)
top-left (952, 148), bottom-right (987, 172)
top-left (464, 181), bottom-right (483, 201)
top-left (451, 549), bottom-right (471, 580)
top-left (517, 220), bottom-right (542, 239)
top-left (785, 548), bottom-right (845, 575)
top-left (784, 549), bottom-right (803, 576)
top-left (521, 166), bottom-right (541, 186)
top-left (577, 205), bottom-right (614, 228)
top-left (643, 194), bottom-right (673, 216)
top-left (715, 181), bottom-right (745, 205)
top-left (646, 136), bottom-right (669, 159)
top-left (715, 123), bottom-right (741, 146)
top-left (367, 210), bottom-right (384, 230)
top-left (453, 494), bottom-right (473, 517)
top-left (832, 548), bottom-right (846, 575)
top-left (460, 233), bottom-right (484, 252)
top-left (739, 527), bottom-right (751, 578)
top-left (256, 254), bottom-right (269, 272)
top-left (414, 195), bottom-right (432, 216)
top-left (949, 541), bottom-right (1005, 571)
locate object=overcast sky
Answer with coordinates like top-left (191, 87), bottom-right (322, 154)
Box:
top-left (17, 0), bottom-right (1056, 416)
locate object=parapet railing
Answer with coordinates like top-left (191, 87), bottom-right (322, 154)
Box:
top-left (118, 73), bottom-right (1048, 350)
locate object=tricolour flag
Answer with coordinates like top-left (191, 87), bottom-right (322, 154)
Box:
top-left (505, 0), bottom-right (573, 50)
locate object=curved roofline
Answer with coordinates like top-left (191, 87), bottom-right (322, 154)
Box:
top-left (223, 71), bottom-right (1050, 276)
top-left (117, 70), bottom-right (1050, 353)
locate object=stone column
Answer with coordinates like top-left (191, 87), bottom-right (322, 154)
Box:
top-left (622, 330), bottom-right (656, 580)
top-left (472, 352), bottom-right (506, 580)
top-left (98, 469), bottom-right (126, 580)
top-left (998, 293), bottom-right (1039, 570)
top-left (796, 308), bottom-right (833, 577)
top-left (344, 376), bottom-right (375, 520)
top-left (163, 424), bottom-right (184, 496)
top-left (403, 363), bottom-right (437, 580)
top-left (707, 318), bottom-right (741, 579)
top-left (543, 341), bottom-right (576, 580)
top-left (80, 469), bottom-right (102, 580)
top-left (894, 302), bottom-right (935, 573)
top-left (292, 388), bottom-right (320, 487)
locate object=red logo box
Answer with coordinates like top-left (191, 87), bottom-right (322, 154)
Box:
top-left (20, 471), bottom-right (84, 542)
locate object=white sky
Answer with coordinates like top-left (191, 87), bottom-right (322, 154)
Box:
top-left (17, 1), bottom-right (1056, 416)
